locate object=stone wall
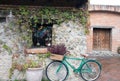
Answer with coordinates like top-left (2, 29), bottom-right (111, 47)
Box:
top-left (52, 21), bottom-right (86, 81)
top-left (53, 21), bottom-right (87, 57)
top-left (0, 22), bottom-right (26, 80)
top-left (0, 21), bottom-right (86, 80)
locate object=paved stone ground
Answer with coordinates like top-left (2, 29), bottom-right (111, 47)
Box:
top-left (91, 56), bottom-right (120, 81)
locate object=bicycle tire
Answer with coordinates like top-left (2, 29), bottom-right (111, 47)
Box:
top-left (46, 61), bottom-right (68, 81)
top-left (80, 60), bottom-right (101, 81)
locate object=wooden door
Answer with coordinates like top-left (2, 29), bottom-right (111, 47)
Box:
top-left (93, 28), bottom-right (111, 50)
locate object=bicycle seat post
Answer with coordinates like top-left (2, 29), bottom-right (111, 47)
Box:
top-left (81, 54), bottom-right (88, 58)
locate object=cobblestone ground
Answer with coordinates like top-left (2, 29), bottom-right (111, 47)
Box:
top-left (92, 56), bottom-right (120, 81)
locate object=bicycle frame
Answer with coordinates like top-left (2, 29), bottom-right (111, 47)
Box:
top-left (61, 56), bottom-right (88, 74)
top-left (46, 55), bottom-right (102, 81)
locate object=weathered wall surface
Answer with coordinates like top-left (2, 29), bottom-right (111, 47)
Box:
top-left (0, 21), bottom-right (86, 80)
top-left (53, 21), bottom-right (87, 56)
top-left (53, 21), bottom-right (86, 81)
top-left (0, 22), bottom-right (25, 80)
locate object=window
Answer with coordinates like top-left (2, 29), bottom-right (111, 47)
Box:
top-left (32, 23), bottom-right (52, 47)
top-left (0, 17), bottom-right (6, 22)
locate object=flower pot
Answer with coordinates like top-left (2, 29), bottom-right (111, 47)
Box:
top-left (26, 68), bottom-right (43, 81)
top-left (117, 47), bottom-right (120, 54)
top-left (50, 54), bottom-right (64, 61)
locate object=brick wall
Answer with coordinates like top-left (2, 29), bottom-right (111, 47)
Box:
top-left (87, 11), bottom-right (120, 53)
top-left (89, 5), bottom-right (120, 13)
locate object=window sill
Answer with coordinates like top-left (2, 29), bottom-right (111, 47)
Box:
top-left (24, 48), bottom-right (48, 54)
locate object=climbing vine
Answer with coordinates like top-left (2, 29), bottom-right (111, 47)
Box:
top-left (9, 6), bottom-right (89, 47)
top-left (13, 6), bottom-right (89, 32)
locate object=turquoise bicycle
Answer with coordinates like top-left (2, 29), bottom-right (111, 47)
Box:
top-left (46, 54), bottom-right (102, 81)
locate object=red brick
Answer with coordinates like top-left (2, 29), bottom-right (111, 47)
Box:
top-left (87, 11), bottom-right (120, 53)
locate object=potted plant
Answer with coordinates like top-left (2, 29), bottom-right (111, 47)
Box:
top-left (117, 47), bottom-right (120, 54)
top-left (11, 53), bottom-right (50, 81)
top-left (47, 43), bottom-right (67, 60)
top-left (25, 55), bottom-right (43, 81)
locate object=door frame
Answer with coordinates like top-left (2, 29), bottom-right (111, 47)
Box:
top-left (92, 26), bottom-right (113, 51)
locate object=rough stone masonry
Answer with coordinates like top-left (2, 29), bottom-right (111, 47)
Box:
top-left (0, 21), bottom-right (87, 81)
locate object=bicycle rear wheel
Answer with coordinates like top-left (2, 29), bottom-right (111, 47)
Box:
top-left (80, 60), bottom-right (101, 81)
top-left (46, 61), bottom-right (68, 81)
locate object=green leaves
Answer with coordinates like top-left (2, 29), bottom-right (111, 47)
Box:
top-left (19, 6), bottom-right (29, 16)
top-left (13, 7), bottom-right (88, 34)
top-left (15, 7), bottom-right (88, 25)
top-left (2, 44), bottom-right (12, 54)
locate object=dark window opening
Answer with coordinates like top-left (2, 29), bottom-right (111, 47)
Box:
top-left (0, 17), bottom-right (6, 22)
top-left (32, 23), bottom-right (53, 47)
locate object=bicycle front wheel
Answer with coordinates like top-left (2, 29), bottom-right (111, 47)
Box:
top-left (80, 60), bottom-right (101, 81)
top-left (46, 61), bottom-right (68, 81)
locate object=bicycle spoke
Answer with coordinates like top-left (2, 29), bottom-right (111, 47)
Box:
top-left (46, 61), bottom-right (68, 81)
top-left (80, 60), bottom-right (101, 81)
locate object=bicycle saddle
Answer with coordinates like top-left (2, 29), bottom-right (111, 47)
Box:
top-left (81, 54), bottom-right (88, 57)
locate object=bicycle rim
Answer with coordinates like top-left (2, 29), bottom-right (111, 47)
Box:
top-left (46, 61), bottom-right (68, 81)
top-left (80, 60), bottom-right (101, 81)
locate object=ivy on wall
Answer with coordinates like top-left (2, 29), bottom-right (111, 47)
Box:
top-left (13, 6), bottom-right (89, 32)
top-left (9, 6), bottom-right (89, 47)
